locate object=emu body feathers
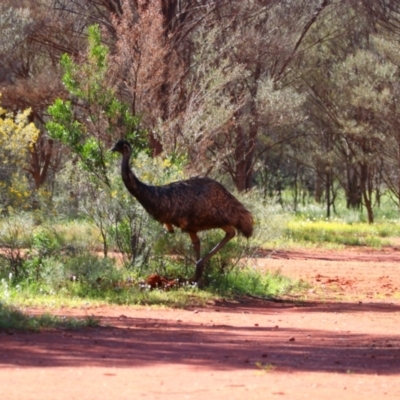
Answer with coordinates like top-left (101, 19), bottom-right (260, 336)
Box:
top-left (111, 139), bottom-right (254, 282)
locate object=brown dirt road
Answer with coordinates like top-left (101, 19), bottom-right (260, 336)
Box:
top-left (1, 248), bottom-right (400, 400)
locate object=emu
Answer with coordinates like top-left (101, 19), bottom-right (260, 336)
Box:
top-left (111, 139), bottom-right (254, 282)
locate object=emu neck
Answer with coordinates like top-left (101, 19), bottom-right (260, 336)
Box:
top-left (120, 150), bottom-right (154, 211)
top-left (121, 150), bottom-right (141, 196)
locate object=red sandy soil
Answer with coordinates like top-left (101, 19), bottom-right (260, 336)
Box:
top-left (1, 247), bottom-right (400, 400)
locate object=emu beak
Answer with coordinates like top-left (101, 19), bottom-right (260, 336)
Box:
top-left (110, 144), bottom-right (117, 152)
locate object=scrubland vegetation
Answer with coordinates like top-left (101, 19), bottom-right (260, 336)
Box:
top-left (2, 1), bottom-right (400, 328)
top-left (1, 188), bottom-right (399, 317)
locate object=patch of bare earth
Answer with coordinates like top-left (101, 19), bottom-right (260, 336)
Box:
top-left (1, 247), bottom-right (400, 400)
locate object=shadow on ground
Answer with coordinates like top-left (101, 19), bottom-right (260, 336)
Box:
top-left (215, 297), bottom-right (400, 314)
top-left (1, 299), bottom-right (399, 375)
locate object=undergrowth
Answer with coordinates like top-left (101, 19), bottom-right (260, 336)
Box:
top-left (0, 302), bottom-right (99, 331)
top-left (283, 219), bottom-right (398, 248)
top-left (1, 189), bottom-right (400, 328)
top-left (0, 264), bottom-right (305, 310)
top-left (207, 267), bottom-right (308, 298)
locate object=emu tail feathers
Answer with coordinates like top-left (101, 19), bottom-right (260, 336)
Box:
top-left (236, 210), bottom-right (254, 238)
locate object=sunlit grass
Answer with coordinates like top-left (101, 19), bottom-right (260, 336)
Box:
top-left (0, 302), bottom-right (99, 331)
top-left (266, 218), bottom-right (400, 249)
top-left (51, 219), bottom-right (101, 249)
top-left (0, 214), bottom-right (102, 251)
top-left (1, 265), bottom-right (307, 310)
top-left (207, 267), bottom-right (309, 298)
top-left (0, 275), bottom-right (214, 309)
top-left (3, 193), bottom-right (400, 316)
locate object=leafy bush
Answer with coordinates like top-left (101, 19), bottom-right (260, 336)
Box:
top-left (63, 253), bottom-right (118, 287)
top-left (0, 302), bottom-right (99, 331)
top-left (0, 213), bottom-right (34, 279)
top-left (207, 267), bottom-right (308, 297)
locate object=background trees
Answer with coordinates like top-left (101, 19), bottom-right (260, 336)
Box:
top-left (2, 0), bottom-right (400, 222)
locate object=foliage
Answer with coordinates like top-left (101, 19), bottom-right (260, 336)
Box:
top-left (2, 173), bottom-right (32, 210)
top-left (0, 260), bottom-right (304, 310)
top-left (0, 4), bottom-right (32, 54)
top-left (0, 99), bottom-right (39, 165)
top-left (2, 1), bottom-right (400, 221)
top-left (0, 302), bottom-right (99, 332)
top-left (207, 267), bottom-right (308, 298)
top-left (110, 0), bottom-right (171, 130)
top-left (285, 219), bottom-right (394, 248)
top-left (0, 184), bottom-right (296, 306)
top-left (46, 24), bottom-right (147, 186)
top-left (158, 24), bottom-right (247, 172)
top-left (4, 1), bottom-right (400, 310)
top-left (49, 147), bottom-right (188, 266)
top-left (46, 24), bottom-right (154, 266)
top-left (0, 213), bottom-right (34, 279)
top-left (256, 78), bottom-right (306, 129)
top-left (0, 98), bottom-right (40, 209)
top-left (2, 195), bottom-right (400, 308)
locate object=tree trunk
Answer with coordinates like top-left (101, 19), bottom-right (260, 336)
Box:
top-left (29, 138), bottom-right (54, 190)
top-left (346, 165), bottom-right (361, 209)
top-left (360, 163), bottom-right (374, 224)
top-left (233, 124), bottom-right (256, 192)
top-left (293, 165), bottom-right (299, 212)
top-left (326, 170), bottom-right (331, 219)
top-left (233, 64), bottom-right (260, 192)
top-left (315, 170), bottom-right (323, 203)
top-left (149, 132), bottom-right (163, 157)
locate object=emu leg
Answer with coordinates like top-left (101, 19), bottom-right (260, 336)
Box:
top-left (188, 231), bottom-right (201, 262)
top-left (194, 226), bottom-right (236, 282)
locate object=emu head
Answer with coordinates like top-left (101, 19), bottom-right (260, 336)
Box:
top-left (111, 139), bottom-right (131, 155)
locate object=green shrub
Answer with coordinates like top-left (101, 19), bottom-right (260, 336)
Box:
top-left (206, 266), bottom-right (308, 297)
top-left (63, 253), bottom-right (119, 287)
top-left (0, 302), bottom-right (99, 331)
top-left (0, 213), bottom-right (34, 279)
